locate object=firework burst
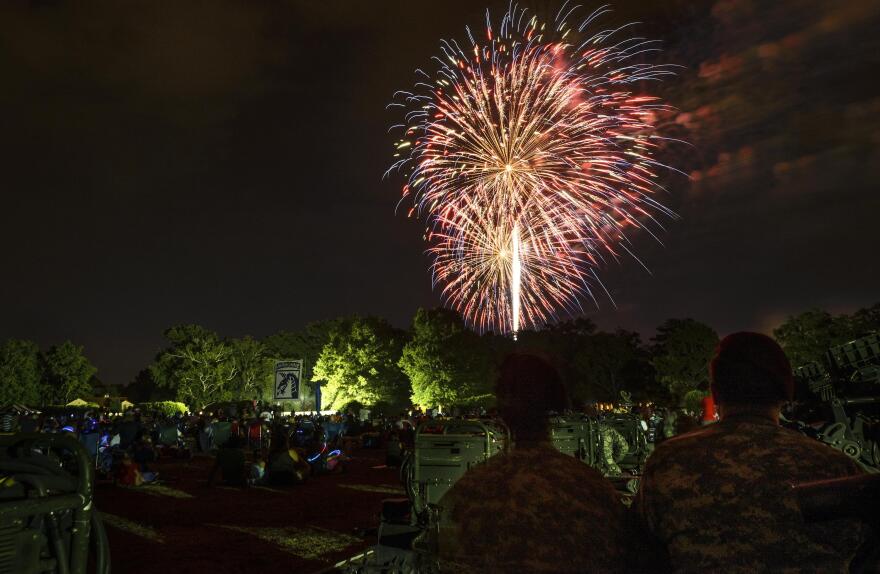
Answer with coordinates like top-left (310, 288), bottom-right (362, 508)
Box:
top-left (388, 3), bottom-right (683, 335)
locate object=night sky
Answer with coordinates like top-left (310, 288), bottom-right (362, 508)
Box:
top-left (2, 0), bottom-right (878, 385)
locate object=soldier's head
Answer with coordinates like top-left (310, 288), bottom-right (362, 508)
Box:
top-left (496, 353), bottom-right (567, 442)
top-left (710, 332), bottom-right (794, 411)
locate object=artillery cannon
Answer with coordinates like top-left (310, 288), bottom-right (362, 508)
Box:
top-left (791, 333), bottom-right (880, 473)
top-left (0, 432), bottom-right (110, 574)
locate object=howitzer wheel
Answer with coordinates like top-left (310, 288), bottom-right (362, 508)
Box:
top-left (870, 441), bottom-right (880, 469)
top-left (840, 441), bottom-right (862, 459)
top-left (818, 423), bottom-right (862, 460)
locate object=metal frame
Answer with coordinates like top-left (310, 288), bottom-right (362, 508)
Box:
top-left (0, 432), bottom-right (107, 574)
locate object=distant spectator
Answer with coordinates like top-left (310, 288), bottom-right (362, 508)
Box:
top-left (208, 435), bottom-right (247, 487)
top-left (267, 432), bottom-right (310, 485)
top-left (250, 450), bottom-right (267, 486)
top-left (132, 437), bottom-right (156, 471)
top-left (117, 413), bottom-right (141, 449)
top-left (117, 451), bottom-right (157, 486)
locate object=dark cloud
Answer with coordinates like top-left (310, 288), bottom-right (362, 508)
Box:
top-left (586, 0), bottom-right (880, 337)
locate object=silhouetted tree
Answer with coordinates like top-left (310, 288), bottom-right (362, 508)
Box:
top-left (263, 319), bottom-right (342, 386)
top-left (43, 341), bottom-right (97, 404)
top-left (0, 339), bottom-right (45, 406)
top-left (651, 319), bottom-right (718, 404)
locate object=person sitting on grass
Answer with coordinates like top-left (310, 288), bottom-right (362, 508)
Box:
top-left (267, 431), bottom-right (310, 485)
top-left (117, 451), bottom-right (157, 486)
top-left (132, 436), bottom-right (157, 475)
top-left (249, 449), bottom-right (267, 486)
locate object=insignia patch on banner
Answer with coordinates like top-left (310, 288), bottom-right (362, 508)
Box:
top-left (274, 360), bottom-right (303, 400)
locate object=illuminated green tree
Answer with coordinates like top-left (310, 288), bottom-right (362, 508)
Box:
top-left (229, 336), bottom-right (274, 401)
top-left (150, 325), bottom-right (237, 409)
top-left (312, 316), bottom-right (410, 411)
top-left (43, 341), bottom-right (97, 404)
top-left (0, 339), bottom-right (45, 406)
top-left (399, 308), bottom-right (494, 409)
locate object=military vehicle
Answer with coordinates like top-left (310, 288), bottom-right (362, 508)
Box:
top-left (789, 332), bottom-right (880, 473)
top-left (0, 432), bottom-right (110, 574)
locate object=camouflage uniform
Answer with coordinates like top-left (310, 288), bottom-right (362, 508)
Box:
top-left (435, 443), bottom-right (625, 573)
top-left (661, 410), bottom-right (678, 440)
top-left (637, 414), bottom-right (867, 573)
top-left (599, 423), bottom-right (630, 476)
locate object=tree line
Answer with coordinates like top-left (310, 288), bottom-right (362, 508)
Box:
top-left (0, 340), bottom-right (97, 406)
top-left (2, 303), bottom-right (877, 412)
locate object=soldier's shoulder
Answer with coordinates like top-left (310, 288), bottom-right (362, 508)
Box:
top-left (447, 446), bottom-right (615, 501)
top-left (648, 427), bottom-right (715, 459)
top-left (438, 446), bottom-right (625, 573)
top-left (769, 425), bottom-right (862, 469)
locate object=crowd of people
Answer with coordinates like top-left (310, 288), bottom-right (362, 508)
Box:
top-left (1, 332), bottom-right (875, 571)
top-left (0, 388), bottom-right (697, 495)
top-left (0, 404), bottom-right (405, 489)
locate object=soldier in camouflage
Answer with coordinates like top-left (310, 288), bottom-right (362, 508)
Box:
top-left (435, 353), bottom-right (625, 573)
top-left (637, 332), bottom-right (867, 573)
top-left (660, 408), bottom-right (678, 440)
top-left (598, 422), bottom-right (629, 476)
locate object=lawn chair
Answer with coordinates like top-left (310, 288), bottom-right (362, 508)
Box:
top-left (156, 424), bottom-right (190, 459)
top-left (211, 421), bottom-right (232, 450)
top-left (156, 424), bottom-right (180, 447)
top-left (246, 421), bottom-right (263, 449)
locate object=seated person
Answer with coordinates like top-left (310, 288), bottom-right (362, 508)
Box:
top-left (267, 432), bottom-right (310, 485)
top-left (249, 450), bottom-right (267, 485)
top-left (117, 452), bottom-right (157, 485)
top-left (116, 413), bottom-right (141, 449)
top-left (436, 353), bottom-right (625, 573)
top-left (637, 332), bottom-right (867, 572)
top-left (207, 435), bottom-right (247, 487)
top-left (132, 436), bottom-right (156, 470)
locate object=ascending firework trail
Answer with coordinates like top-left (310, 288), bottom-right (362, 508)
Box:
top-left (388, 2), bottom-right (685, 338)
